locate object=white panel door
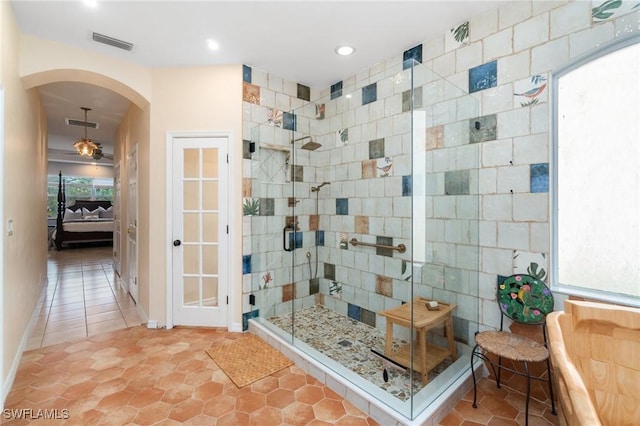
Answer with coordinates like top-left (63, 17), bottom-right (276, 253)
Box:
top-left (172, 136), bottom-right (228, 327)
top-left (127, 147), bottom-right (138, 302)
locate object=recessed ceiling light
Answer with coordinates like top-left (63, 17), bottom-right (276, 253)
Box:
top-left (207, 39), bottom-right (220, 51)
top-left (83, 0), bottom-right (98, 7)
top-left (335, 45), bottom-right (355, 56)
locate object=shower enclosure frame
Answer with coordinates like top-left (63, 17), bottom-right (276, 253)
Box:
top-left (247, 60), bottom-right (481, 422)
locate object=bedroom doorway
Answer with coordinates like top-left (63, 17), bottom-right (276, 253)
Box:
top-left (113, 162), bottom-right (122, 277)
top-left (126, 146), bottom-right (138, 302)
top-left (169, 135), bottom-right (229, 327)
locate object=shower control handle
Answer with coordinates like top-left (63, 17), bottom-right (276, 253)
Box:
top-left (283, 227), bottom-right (293, 252)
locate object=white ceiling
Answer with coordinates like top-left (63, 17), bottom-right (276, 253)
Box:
top-left (11, 0), bottom-right (508, 163)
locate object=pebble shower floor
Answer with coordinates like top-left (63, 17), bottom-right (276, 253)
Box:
top-left (268, 304), bottom-right (452, 401)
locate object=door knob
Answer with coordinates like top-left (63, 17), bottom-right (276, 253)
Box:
top-left (173, 239), bottom-right (182, 247)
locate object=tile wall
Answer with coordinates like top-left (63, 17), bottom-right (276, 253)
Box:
top-left (241, 0), bottom-right (640, 336)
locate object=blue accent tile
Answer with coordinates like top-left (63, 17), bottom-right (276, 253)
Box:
top-left (243, 65), bottom-right (252, 83)
top-left (331, 81), bottom-right (343, 100)
top-left (469, 60), bottom-right (497, 93)
top-left (403, 44), bottom-right (423, 70)
top-left (295, 231), bottom-right (303, 248)
top-left (530, 163), bottom-right (549, 193)
top-left (402, 175), bottom-right (413, 196)
top-left (336, 198), bottom-right (349, 215)
top-left (242, 255), bottom-right (251, 274)
top-left (316, 230), bottom-right (324, 246)
top-left (347, 304), bottom-right (361, 321)
top-left (283, 112), bottom-right (296, 131)
top-left (288, 232), bottom-right (303, 249)
top-left (362, 83), bottom-right (377, 105)
top-left (242, 309), bottom-right (259, 331)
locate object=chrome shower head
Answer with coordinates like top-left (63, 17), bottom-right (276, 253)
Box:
top-left (292, 135), bottom-right (322, 151)
top-left (311, 182), bottom-right (331, 192)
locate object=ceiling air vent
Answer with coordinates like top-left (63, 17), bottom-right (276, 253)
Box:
top-left (65, 118), bottom-right (99, 129)
top-left (92, 32), bottom-right (134, 51)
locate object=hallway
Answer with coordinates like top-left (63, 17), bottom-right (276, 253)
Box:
top-left (27, 245), bottom-right (143, 350)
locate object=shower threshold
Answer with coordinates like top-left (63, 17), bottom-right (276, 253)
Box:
top-left (249, 305), bottom-right (482, 425)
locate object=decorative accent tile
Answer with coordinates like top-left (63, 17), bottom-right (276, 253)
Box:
top-left (530, 163), bottom-right (549, 193)
top-left (282, 283), bottom-right (293, 302)
top-left (426, 125), bottom-right (444, 150)
top-left (402, 176), bottom-right (412, 197)
top-left (242, 255), bottom-right (251, 274)
top-left (283, 111), bottom-right (296, 131)
top-left (309, 214), bottom-right (319, 231)
top-left (362, 160), bottom-right (377, 179)
top-left (469, 114), bottom-right (497, 143)
top-left (258, 198), bottom-right (274, 216)
top-left (362, 83), bottom-right (377, 105)
top-left (376, 236), bottom-right (394, 257)
top-left (403, 44), bottom-right (423, 70)
top-left (336, 198), bottom-right (349, 215)
top-left (447, 21), bottom-right (469, 50)
top-left (361, 308), bottom-right (376, 328)
top-left (267, 108), bottom-right (283, 127)
top-left (347, 303), bottom-right (361, 321)
top-left (288, 197), bottom-right (299, 207)
top-left (243, 82), bottom-right (260, 104)
top-left (592, 0), bottom-right (636, 21)
top-left (260, 271), bottom-right (273, 289)
top-left (331, 81), bottom-right (343, 100)
top-left (329, 281), bottom-right (343, 298)
top-left (242, 198), bottom-right (259, 216)
top-left (402, 86), bottom-right (423, 112)
top-left (242, 309), bottom-right (259, 331)
top-left (324, 263), bottom-right (336, 280)
top-left (513, 250), bottom-right (548, 282)
top-left (445, 170), bottom-right (470, 195)
top-left (514, 74), bottom-right (548, 107)
top-left (469, 60), bottom-right (498, 93)
top-left (337, 128), bottom-right (349, 144)
top-left (289, 231), bottom-right (303, 249)
top-left (355, 216), bottom-right (369, 234)
top-left (369, 138), bottom-right (385, 159)
top-left (309, 278), bottom-right (320, 295)
top-left (285, 215), bottom-right (299, 229)
top-left (337, 232), bottom-right (348, 249)
top-left (242, 65), bottom-right (252, 83)
top-left (375, 274), bottom-right (393, 297)
top-left (291, 165), bottom-right (304, 182)
top-left (242, 179), bottom-right (252, 198)
top-left (316, 104), bottom-right (325, 120)
top-left (376, 157), bottom-right (393, 177)
top-left (243, 139), bottom-right (252, 159)
top-left (316, 230), bottom-right (324, 246)
top-left (297, 83), bottom-right (310, 101)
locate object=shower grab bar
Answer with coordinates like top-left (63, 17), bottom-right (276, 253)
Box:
top-left (349, 238), bottom-right (406, 253)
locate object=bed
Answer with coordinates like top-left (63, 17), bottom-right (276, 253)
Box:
top-left (53, 171), bottom-right (114, 250)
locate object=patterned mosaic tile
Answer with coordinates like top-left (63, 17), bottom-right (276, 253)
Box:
top-left (469, 60), bottom-right (497, 93)
top-left (362, 83), bottom-right (377, 105)
top-left (355, 216), bottom-right (369, 234)
top-left (337, 128), bottom-right (348, 144)
top-left (324, 263), bottom-right (336, 280)
top-left (267, 305), bottom-right (453, 401)
top-left (469, 114), bottom-right (497, 143)
top-left (316, 104), bottom-right (325, 119)
top-left (243, 64), bottom-right (252, 83)
top-left (403, 44), bottom-right (423, 70)
top-left (362, 160), bottom-right (377, 179)
top-left (375, 274), bottom-right (393, 297)
top-left (243, 255), bottom-right (251, 274)
top-left (426, 125), bottom-right (445, 150)
top-left (514, 74), bottom-right (548, 107)
top-left (336, 198), bottom-right (349, 215)
top-left (258, 198), bottom-right (274, 216)
top-left (369, 138), bottom-right (385, 159)
top-left (376, 157), bottom-right (393, 177)
top-left (331, 81), bottom-right (343, 100)
top-left (243, 82), bottom-right (260, 104)
top-left (297, 83), bottom-right (310, 101)
top-left (445, 170), bottom-right (470, 195)
top-left (283, 111), bottom-right (296, 131)
top-left (447, 21), bottom-right (469, 50)
top-left (530, 163), bottom-right (549, 193)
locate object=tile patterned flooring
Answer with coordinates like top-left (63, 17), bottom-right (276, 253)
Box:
top-left (4, 246), bottom-right (558, 425)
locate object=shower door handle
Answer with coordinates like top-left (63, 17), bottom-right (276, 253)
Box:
top-left (283, 227), bottom-right (293, 252)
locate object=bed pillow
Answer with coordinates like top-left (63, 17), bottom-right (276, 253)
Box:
top-left (64, 209), bottom-right (82, 221)
top-left (84, 214), bottom-right (100, 220)
top-left (82, 207), bottom-right (102, 217)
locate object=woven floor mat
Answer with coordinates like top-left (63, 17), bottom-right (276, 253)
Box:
top-left (206, 333), bottom-right (293, 388)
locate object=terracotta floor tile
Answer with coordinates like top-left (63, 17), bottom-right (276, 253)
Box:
top-left (5, 248), bottom-right (557, 426)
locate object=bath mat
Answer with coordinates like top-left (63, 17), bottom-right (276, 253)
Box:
top-left (206, 334), bottom-right (293, 387)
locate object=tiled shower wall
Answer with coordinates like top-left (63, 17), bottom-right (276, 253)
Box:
top-left (241, 0), bottom-right (640, 332)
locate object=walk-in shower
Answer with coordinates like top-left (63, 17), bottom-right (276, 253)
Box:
top-left (248, 60), bottom-right (480, 423)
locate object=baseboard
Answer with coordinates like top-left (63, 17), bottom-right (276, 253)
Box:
top-left (136, 304), bottom-right (149, 325)
top-left (229, 322), bottom-right (243, 332)
top-left (3, 277), bottom-right (48, 409)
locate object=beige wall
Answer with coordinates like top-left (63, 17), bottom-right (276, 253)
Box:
top-left (149, 66), bottom-right (243, 326)
top-left (1, 1), bottom-right (48, 390)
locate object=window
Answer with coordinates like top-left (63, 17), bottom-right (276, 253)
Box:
top-left (47, 175), bottom-right (114, 217)
top-left (551, 36), bottom-right (640, 306)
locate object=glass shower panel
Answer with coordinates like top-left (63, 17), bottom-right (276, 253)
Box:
top-left (249, 59), bottom-right (480, 422)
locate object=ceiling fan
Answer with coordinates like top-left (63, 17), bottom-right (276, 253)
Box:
top-left (70, 107), bottom-right (113, 161)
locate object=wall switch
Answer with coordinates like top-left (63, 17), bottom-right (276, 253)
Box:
top-left (7, 219), bottom-right (13, 236)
